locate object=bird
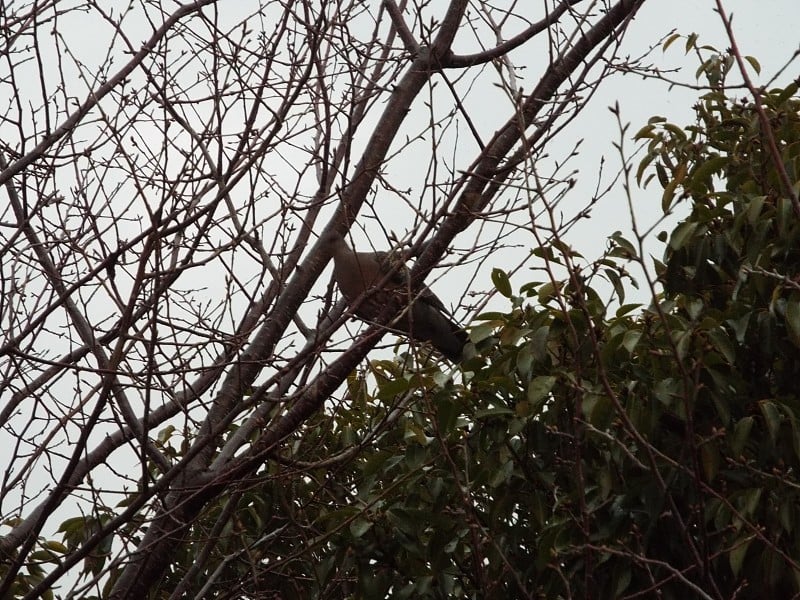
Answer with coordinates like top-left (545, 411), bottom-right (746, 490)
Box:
top-left (324, 231), bottom-right (468, 362)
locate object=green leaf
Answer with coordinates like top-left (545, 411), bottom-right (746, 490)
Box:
top-left (435, 398), bottom-right (459, 434)
top-left (708, 328), bottom-right (735, 364)
top-left (685, 297), bottom-right (704, 321)
top-left (654, 378), bottom-right (679, 407)
top-left (730, 416), bottom-right (754, 457)
top-left (744, 55), bottom-right (761, 74)
top-left (537, 281), bottom-right (561, 303)
top-left (515, 400), bottom-right (531, 417)
top-left (621, 330), bottom-right (642, 354)
top-left (474, 311), bottom-right (508, 321)
top-left (692, 155), bottom-right (728, 185)
top-left (491, 268), bottom-right (513, 298)
top-left (685, 32), bottom-right (698, 52)
top-left (669, 221), bottom-right (699, 251)
top-left (613, 564), bottom-right (633, 596)
top-left (516, 345), bottom-right (532, 379)
top-left (615, 303), bottom-right (641, 317)
top-left (583, 393), bottom-right (613, 429)
top-left (157, 425), bottom-right (175, 443)
top-left (741, 487), bottom-right (762, 517)
top-left (662, 32), bottom-right (681, 51)
top-left (785, 298), bottom-right (800, 348)
top-left (527, 375), bottom-right (556, 412)
top-left (726, 312), bottom-right (751, 343)
top-left (30, 550), bottom-right (57, 562)
top-left (376, 377), bottom-right (410, 400)
top-left (634, 123), bottom-right (656, 140)
top-left (469, 322), bottom-right (496, 343)
top-left (475, 406), bottom-right (515, 419)
top-left (664, 123), bottom-right (688, 142)
top-left (610, 231), bottom-right (638, 259)
top-left (43, 540), bottom-right (68, 553)
top-left (746, 195), bottom-right (766, 224)
top-left (759, 400), bottom-right (782, 445)
top-left (636, 151), bottom-right (657, 185)
top-left (775, 80), bottom-right (799, 104)
top-left (349, 518), bottom-right (373, 538)
top-left (782, 404), bottom-right (800, 466)
top-left (530, 325), bottom-right (550, 362)
top-left (729, 536), bottom-right (753, 577)
top-left (662, 162), bottom-right (687, 211)
top-left (403, 423), bottom-right (429, 447)
top-left (674, 330), bottom-right (692, 361)
top-left (605, 268), bottom-right (625, 302)
top-left (656, 162), bottom-right (670, 188)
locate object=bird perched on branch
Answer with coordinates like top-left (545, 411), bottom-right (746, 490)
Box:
top-left (324, 231), bottom-right (468, 362)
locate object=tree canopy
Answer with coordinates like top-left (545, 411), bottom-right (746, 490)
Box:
top-left (1, 1), bottom-right (799, 599)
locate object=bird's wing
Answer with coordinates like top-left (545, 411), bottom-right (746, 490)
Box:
top-left (373, 251), bottom-right (411, 287)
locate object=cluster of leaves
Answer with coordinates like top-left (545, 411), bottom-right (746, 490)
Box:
top-left (0, 518), bottom-right (65, 600)
top-left (461, 77), bottom-right (800, 598)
